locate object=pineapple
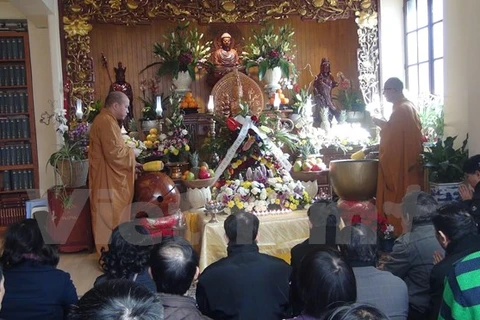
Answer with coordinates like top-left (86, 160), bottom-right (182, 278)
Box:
top-left (128, 118), bottom-right (140, 139)
top-left (189, 152), bottom-right (200, 179)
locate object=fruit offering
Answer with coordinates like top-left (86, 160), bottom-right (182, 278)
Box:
top-left (143, 128), bottom-right (161, 149)
top-left (292, 157), bottom-right (326, 172)
top-left (268, 89), bottom-right (289, 105)
top-left (182, 162), bottom-right (215, 181)
top-left (180, 92), bottom-right (198, 109)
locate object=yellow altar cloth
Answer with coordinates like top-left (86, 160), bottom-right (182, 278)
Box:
top-left (184, 209), bottom-right (309, 272)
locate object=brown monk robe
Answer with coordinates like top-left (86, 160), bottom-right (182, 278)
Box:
top-left (374, 78), bottom-right (424, 235)
top-left (88, 92), bottom-right (135, 254)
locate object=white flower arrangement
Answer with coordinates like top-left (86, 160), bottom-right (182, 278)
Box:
top-left (214, 165), bottom-right (311, 215)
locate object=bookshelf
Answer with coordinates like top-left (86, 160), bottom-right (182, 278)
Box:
top-left (0, 25), bottom-right (40, 232)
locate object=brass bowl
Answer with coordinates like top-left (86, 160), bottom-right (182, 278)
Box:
top-left (329, 159), bottom-right (379, 201)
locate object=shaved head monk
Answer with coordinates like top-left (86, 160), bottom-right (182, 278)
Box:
top-left (88, 91), bottom-right (136, 254)
top-left (373, 77), bottom-right (424, 235)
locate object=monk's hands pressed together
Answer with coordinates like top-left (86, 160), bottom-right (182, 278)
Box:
top-left (372, 117), bottom-right (387, 128)
top-left (459, 184), bottom-right (473, 200)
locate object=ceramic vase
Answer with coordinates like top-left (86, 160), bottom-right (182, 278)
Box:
top-left (263, 67), bottom-right (282, 94)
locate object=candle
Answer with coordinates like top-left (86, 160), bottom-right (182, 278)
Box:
top-left (273, 93), bottom-right (281, 110)
top-left (207, 95), bottom-right (214, 113)
top-left (305, 97), bottom-right (313, 117)
top-left (75, 98), bottom-right (83, 120)
top-left (155, 96), bottom-right (163, 117)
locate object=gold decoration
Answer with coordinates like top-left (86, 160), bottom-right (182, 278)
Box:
top-left (61, 0), bottom-right (378, 113)
top-left (222, 1), bottom-right (236, 11)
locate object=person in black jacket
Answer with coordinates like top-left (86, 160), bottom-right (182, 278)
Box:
top-left (290, 200), bottom-right (339, 316)
top-left (196, 211), bottom-right (291, 320)
top-left (460, 154), bottom-right (480, 229)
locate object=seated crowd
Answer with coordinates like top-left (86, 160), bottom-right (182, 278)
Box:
top-left (1, 155), bottom-right (480, 320)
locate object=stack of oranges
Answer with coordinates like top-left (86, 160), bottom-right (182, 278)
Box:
top-left (180, 92), bottom-right (198, 109)
top-left (268, 89), bottom-right (290, 105)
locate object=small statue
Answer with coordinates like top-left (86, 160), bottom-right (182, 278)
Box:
top-left (110, 62), bottom-right (134, 128)
top-left (313, 58), bottom-right (338, 112)
top-left (207, 33), bottom-right (244, 87)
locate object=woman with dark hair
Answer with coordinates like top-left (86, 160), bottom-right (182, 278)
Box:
top-left (321, 303), bottom-right (390, 320)
top-left (94, 221), bottom-right (156, 292)
top-left (286, 248), bottom-right (357, 319)
top-left (0, 219), bottom-right (78, 319)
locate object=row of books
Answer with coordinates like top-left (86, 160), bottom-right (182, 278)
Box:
top-left (0, 207), bottom-right (26, 226)
top-left (0, 91), bottom-right (29, 113)
top-left (0, 65), bottom-right (26, 87)
top-left (0, 37), bottom-right (25, 60)
top-left (0, 144), bottom-right (32, 166)
top-left (2, 169), bottom-right (34, 191)
top-left (0, 117), bottom-right (30, 139)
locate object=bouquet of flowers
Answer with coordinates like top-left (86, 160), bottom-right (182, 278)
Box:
top-left (334, 72), bottom-right (366, 112)
top-left (141, 22), bottom-right (212, 80)
top-left (242, 24), bottom-right (296, 80)
top-left (214, 165), bottom-right (310, 215)
top-left (378, 216), bottom-right (395, 240)
top-left (139, 93), bottom-right (190, 162)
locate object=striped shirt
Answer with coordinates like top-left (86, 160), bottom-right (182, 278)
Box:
top-left (439, 251), bottom-right (480, 319)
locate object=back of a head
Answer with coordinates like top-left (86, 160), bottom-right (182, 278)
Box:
top-left (432, 203), bottom-right (478, 242)
top-left (384, 77), bottom-right (404, 91)
top-left (150, 236), bottom-right (199, 295)
top-left (402, 191), bottom-right (438, 225)
top-left (463, 154), bottom-right (480, 174)
top-left (68, 279), bottom-right (164, 320)
top-left (337, 224), bottom-right (377, 265)
top-left (224, 211), bottom-right (259, 244)
top-left (299, 248), bottom-right (357, 318)
top-left (100, 221), bottom-right (153, 280)
top-left (0, 218), bottom-right (58, 268)
top-left (105, 91), bottom-right (126, 108)
top-left (308, 200), bottom-right (339, 246)
top-left (321, 303), bottom-right (390, 320)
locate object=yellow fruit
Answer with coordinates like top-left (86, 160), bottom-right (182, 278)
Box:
top-left (143, 160), bottom-right (164, 172)
top-left (147, 134), bottom-right (157, 142)
top-left (180, 101), bottom-right (188, 108)
top-left (149, 128), bottom-right (158, 135)
top-left (185, 92), bottom-right (193, 98)
top-left (144, 141), bottom-right (153, 148)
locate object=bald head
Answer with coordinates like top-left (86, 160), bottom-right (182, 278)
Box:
top-left (384, 77), bottom-right (404, 91)
top-left (105, 91), bottom-right (128, 108)
top-left (104, 91), bottom-right (129, 120)
top-left (383, 77), bottom-right (405, 103)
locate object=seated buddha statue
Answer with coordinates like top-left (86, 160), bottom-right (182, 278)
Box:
top-left (207, 33), bottom-right (245, 87)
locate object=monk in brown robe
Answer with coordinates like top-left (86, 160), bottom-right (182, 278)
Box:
top-left (374, 77), bottom-right (424, 235)
top-left (88, 91), bottom-right (136, 254)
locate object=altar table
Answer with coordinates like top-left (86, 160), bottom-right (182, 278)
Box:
top-left (184, 209), bottom-right (309, 272)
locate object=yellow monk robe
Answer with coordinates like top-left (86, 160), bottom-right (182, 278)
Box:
top-left (376, 98), bottom-right (424, 235)
top-left (88, 108), bottom-right (135, 254)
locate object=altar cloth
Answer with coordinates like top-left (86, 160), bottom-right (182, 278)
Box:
top-left (184, 209), bottom-right (309, 272)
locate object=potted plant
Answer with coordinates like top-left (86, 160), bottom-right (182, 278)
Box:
top-left (422, 135), bottom-right (469, 204)
top-left (416, 93), bottom-right (444, 144)
top-left (242, 23), bottom-right (296, 92)
top-left (139, 78), bottom-right (170, 132)
top-left (140, 22), bottom-right (212, 91)
top-left (334, 72), bottom-right (366, 122)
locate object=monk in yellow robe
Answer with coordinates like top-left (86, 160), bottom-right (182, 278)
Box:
top-left (374, 78), bottom-right (424, 235)
top-left (88, 91), bottom-right (135, 254)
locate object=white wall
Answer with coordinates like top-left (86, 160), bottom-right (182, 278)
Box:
top-left (443, 0), bottom-right (479, 153)
top-left (379, 0), bottom-right (404, 118)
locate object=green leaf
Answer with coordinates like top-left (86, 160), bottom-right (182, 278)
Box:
top-left (258, 61), bottom-right (268, 81)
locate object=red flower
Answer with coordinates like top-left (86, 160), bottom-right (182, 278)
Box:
top-left (226, 117), bottom-right (241, 131)
top-left (251, 115), bottom-right (258, 123)
top-left (352, 215), bottom-right (362, 224)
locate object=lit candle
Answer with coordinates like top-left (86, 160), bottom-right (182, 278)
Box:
top-left (305, 97), bottom-right (313, 117)
top-left (207, 95), bottom-right (214, 113)
top-left (273, 93), bottom-right (281, 110)
top-left (155, 96), bottom-right (163, 117)
top-left (75, 98), bottom-right (83, 120)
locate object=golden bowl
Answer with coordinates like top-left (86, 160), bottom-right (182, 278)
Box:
top-left (329, 159), bottom-right (379, 201)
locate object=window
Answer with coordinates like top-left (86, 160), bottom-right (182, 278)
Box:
top-left (405, 0), bottom-right (443, 97)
